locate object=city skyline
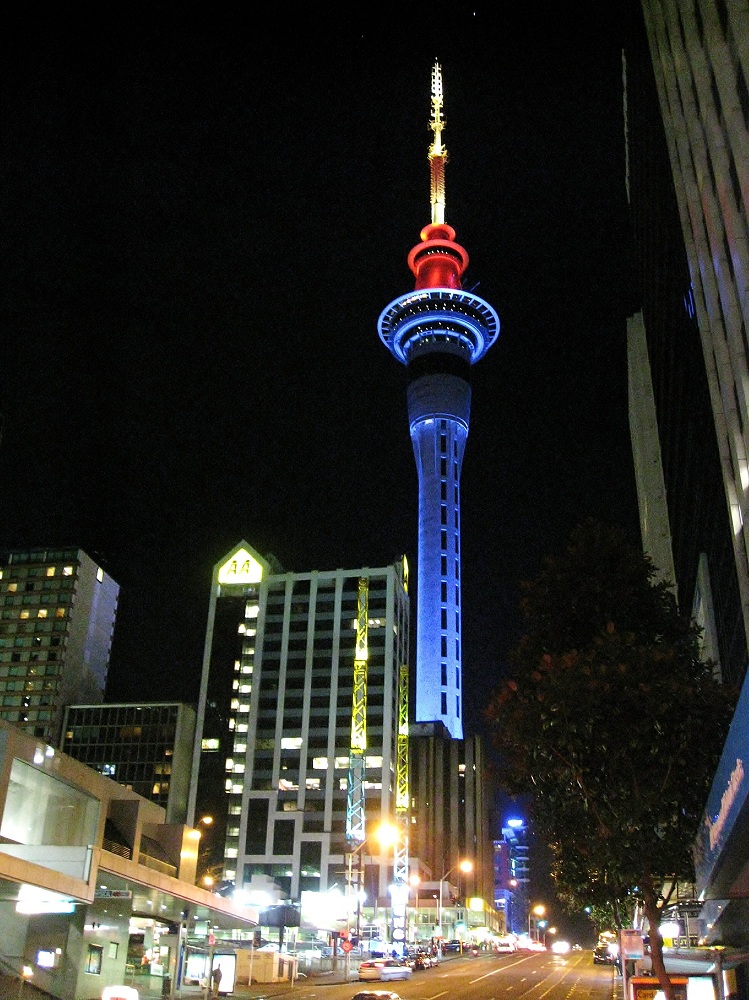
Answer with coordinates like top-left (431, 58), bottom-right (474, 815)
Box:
top-left (2, 6), bottom-right (640, 735)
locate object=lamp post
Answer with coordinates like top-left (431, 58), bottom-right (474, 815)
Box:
top-left (344, 822), bottom-right (399, 979)
top-left (437, 860), bottom-right (472, 959)
top-left (409, 874), bottom-right (421, 944)
top-left (529, 904), bottom-right (546, 941)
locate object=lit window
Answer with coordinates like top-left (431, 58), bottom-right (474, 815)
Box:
top-left (334, 756), bottom-right (348, 769)
top-left (7, 583), bottom-right (17, 593)
top-left (19, 611), bottom-right (29, 620)
top-left (202, 738), bottom-right (220, 751)
top-left (281, 737), bottom-right (302, 749)
top-left (46, 568), bottom-right (55, 577)
top-left (96, 568), bottom-right (104, 582)
top-left (305, 778), bottom-right (321, 790)
top-left (62, 566), bottom-right (73, 577)
top-left (55, 609), bottom-right (65, 618)
top-left (365, 755), bottom-right (383, 769)
top-left (37, 609), bottom-right (47, 619)
top-left (152, 783), bottom-right (161, 795)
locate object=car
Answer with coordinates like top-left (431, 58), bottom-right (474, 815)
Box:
top-left (407, 951), bottom-right (433, 970)
top-left (525, 941), bottom-right (547, 952)
top-left (352, 991), bottom-right (403, 1000)
top-left (593, 943), bottom-right (617, 965)
top-left (495, 937), bottom-right (517, 954)
top-left (358, 959), bottom-right (413, 982)
top-left (443, 940), bottom-right (462, 952)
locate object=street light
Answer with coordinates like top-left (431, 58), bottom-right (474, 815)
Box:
top-left (409, 873), bottom-right (421, 944)
top-left (438, 859), bottom-right (473, 958)
top-left (529, 904), bottom-right (546, 940)
top-left (344, 822), bottom-right (399, 978)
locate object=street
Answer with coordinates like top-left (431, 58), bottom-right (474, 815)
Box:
top-left (282, 950), bottom-right (617, 1000)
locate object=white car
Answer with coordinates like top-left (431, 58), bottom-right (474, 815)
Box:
top-left (495, 938), bottom-right (516, 954)
top-left (358, 959), bottom-right (413, 982)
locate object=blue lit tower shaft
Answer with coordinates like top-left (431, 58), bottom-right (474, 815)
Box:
top-left (378, 63), bottom-right (499, 740)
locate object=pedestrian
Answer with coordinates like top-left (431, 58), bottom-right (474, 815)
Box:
top-left (211, 965), bottom-right (223, 998)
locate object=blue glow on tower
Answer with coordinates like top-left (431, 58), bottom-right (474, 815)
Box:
top-left (377, 62), bottom-right (499, 740)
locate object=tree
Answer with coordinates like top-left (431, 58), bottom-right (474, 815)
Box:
top-left (486, 520), bottom-right (735, 999)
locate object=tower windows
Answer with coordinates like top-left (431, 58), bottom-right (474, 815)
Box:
top-left (441, 693), bottom-right (447, 715)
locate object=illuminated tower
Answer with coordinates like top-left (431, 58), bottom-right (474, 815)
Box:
top-left (378, 62), bottom-right (499, 740)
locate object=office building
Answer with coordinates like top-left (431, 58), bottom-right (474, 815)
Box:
top-left (190, 541), bottom-right (410, 939)
top-left (60, 702), bottom-right (197, 824)
top-left (493, 817), bottom-right (529, 937)
top-left (0, 547), bottom-right (119, 746)
top-left (625, 0), bottom-right (749, 974)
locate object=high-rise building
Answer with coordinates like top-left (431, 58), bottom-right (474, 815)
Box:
top-left (378, 62), bottom-right (499, 741)
top-left (190, 541), bottom-right (410, 933)
top-left (0, 547), bottom-right (119, 745)
top-left (625, 0), bottom-right (749, 964)
top-left (493, 817), bottom-right (529, 937)
top-left (60, 701), bottom-right (197, 824)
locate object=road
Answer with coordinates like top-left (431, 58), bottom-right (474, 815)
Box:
top-left (286, 950), bottom-right (618, 1000)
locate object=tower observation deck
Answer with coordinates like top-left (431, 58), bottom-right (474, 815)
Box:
top-left (377, 61), bottom-right (499, 740)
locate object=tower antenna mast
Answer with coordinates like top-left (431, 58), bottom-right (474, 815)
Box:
top-left (429, 61), bottom-right (447, 225)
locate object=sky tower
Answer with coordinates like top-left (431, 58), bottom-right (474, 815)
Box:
top-left (378, 62), bottom-right (499, 740)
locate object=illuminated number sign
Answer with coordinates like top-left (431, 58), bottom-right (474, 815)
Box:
top-left (218, 550), bottom-right (264, 585)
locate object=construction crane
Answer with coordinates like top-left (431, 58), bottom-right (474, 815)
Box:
top-left (389, 555), bottom-right (410, 947)
top-left (346, 577), bottom-right (369, 930)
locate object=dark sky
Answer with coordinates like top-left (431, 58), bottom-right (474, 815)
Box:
top-left (2, 5), bottom-right (640, 740)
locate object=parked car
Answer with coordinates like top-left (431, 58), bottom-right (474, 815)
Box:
top-left (443, 940), bottom-right (462, 952)
top-left (358, 959), bottom-right (413, 982)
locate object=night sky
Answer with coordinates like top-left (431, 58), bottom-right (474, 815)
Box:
top-left (2, 5), bottom-right (641, 743)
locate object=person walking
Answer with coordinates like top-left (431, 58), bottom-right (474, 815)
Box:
top-left (211, 965), bottom-right (223, 998)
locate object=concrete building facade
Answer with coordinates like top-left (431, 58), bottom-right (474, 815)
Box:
top-left (60, 702), bottom-right (197, 824)
top-left (190, 542), bottom-right (410, 937)
top-left (0, 548), bottom-right (119, 746)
